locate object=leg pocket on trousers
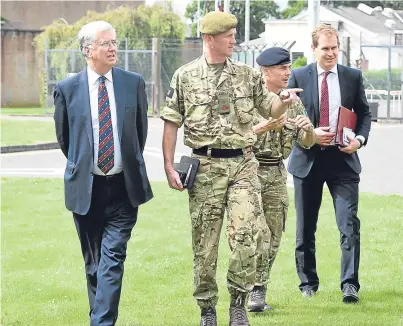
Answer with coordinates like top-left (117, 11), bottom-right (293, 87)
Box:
top-left (192, 204), bottom-right (223, 251)
top-left (188, 160), bottom-right (211, 203)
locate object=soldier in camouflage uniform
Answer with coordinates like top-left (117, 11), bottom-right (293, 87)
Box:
top-left (160, 12), bottom-right (302, 326)
top-left (247, 48), bottom-right (316, 313)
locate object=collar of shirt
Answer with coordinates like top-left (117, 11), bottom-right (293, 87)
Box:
top-left (316, 62), bottom-right (338, 76)
top-left (199, 54), bottom-right (235, 79)
top-left (87, 66), bottom-right (113, 86)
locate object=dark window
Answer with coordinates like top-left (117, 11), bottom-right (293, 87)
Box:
top-left (395, 33), bottom-right (403, 46)
top-left (292, 52), bottom-right (304, 63)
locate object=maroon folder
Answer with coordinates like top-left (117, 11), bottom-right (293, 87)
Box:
top-left (335, 106), bottom-right (357, 145)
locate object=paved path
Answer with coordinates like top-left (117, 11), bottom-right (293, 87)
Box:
top-left (1, 118), bottom-right (402, 195)
top-left (0, 114), bottom-right (54, 121)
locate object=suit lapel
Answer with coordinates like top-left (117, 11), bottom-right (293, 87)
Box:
top-left (112, 67), bottom-right (126, 143)
top-left (337, 65), bottom-right (348, 107)
top-left (74, 71), bottom-right (93, 148)
top-left (309, 63), bottom-right (319, 125)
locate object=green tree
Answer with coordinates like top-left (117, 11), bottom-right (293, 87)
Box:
top-left (185, 0), bottom-right (281, 41)
top-left (282, 0), bottom-right (307, 19)
top-left (33, 4), bottom-right (185, 106)
top-left (291, 56), bottom-right (307, 69)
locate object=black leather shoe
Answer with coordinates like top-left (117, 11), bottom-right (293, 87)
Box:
top-left (200, 307), bottom-right (217, 326)
top-left (301, 287), bottom-right (316, 298)
top-left (342, 284), bottom-right (359, 303)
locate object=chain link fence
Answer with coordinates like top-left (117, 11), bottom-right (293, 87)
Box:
top-left (44, 38), bottom-right (271, 116)
top-left (359, 42), bottom-right (403, 120)
top-left (44, 38), bottom-right (154, 113)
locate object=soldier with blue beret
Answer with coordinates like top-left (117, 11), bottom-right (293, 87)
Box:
top-left (248, 48), bottom-right (315, 313)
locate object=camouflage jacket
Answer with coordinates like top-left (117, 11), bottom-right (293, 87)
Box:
top-left (253, 99), bottom-right (312, 160)
top-left (160, 56), bottom-right (279, 149)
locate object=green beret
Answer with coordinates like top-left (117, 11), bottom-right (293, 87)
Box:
top-left (200, 11), bottom-right (237, 35)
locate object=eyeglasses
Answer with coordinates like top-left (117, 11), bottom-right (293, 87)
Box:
top-left (98, 40), bottom-right (119, 48)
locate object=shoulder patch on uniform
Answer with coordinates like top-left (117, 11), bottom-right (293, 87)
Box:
top-left (166, 87), bottom-right (174, 99)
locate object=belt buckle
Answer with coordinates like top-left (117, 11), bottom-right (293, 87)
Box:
top-left (207, 148), bottom-right (212, 159)
top-left (104, 174), bottom-right (116, 181)
top-left (243, 146), bottom-right (252, 157)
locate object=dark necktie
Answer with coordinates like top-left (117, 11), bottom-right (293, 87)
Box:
top-left (97, 76), bottom-right (114, 174)
top-left (319, 71), bottom-right (330, 127)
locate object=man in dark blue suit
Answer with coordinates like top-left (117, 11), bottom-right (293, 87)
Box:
top-left (288, 24), bottom-right (371, 303)
top-left (54, 21), bottom-right (153, 325)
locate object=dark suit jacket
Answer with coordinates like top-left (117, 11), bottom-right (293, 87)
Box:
top-left (54, 67), bottom-right (153, 215)
top-left (287, 63), bottom-right (372, 178)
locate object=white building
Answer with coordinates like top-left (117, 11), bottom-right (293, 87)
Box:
top-left (261, 3), bottom-right (403, 70)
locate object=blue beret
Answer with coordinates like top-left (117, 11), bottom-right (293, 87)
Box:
top-left (256, 47), bottom-right (291, 67)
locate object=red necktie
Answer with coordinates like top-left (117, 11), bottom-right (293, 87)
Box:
top-left (319, 71), bottom-right (330, 127)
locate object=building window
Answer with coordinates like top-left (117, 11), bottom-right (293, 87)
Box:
top-left (292, 52), bottom-right (304, 63)
top-left (395, 33), bottom-right (403, 45)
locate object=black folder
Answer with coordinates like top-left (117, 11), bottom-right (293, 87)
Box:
top-left (174, 156), bottom-right (200, 189)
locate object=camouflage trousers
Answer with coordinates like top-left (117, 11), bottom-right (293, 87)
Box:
top-left (188, 152), bottom-right (265, 308)
top-left (255, 161), bottom-right (289, 286)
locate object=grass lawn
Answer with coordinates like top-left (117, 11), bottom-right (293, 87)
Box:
top-left (1, 107), bottom-right (157, 116)
top-left (1, 119), bottom-right (56, 146)
top-left (2, 179), bottom-right (403, 325)
top-left (1, 107), bottom-right (55, 116)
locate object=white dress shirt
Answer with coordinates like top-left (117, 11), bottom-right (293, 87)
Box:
top-left (87, 67), bottom-right (123, 175)
top-left (317, 63), bottom-right (366, 146)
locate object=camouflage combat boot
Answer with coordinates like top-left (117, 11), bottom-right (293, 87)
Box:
top-left (200, 306), bottom-right (217, 326)
top-left (247, 285), bottom-right (272, 312)
top-left (229, 293), bottom-right (250, 326)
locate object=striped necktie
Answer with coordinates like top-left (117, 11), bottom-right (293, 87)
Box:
top-left (97, 76), bottom-right (114, 174)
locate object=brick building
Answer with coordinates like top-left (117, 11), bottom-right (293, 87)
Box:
top-left (1, 0), bottom-right (144, 107)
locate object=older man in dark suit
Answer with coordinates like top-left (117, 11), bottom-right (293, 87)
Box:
top-left (54, 20), bottom-right (153, 325)
top-left (288, 24), bottom-right (371, 303)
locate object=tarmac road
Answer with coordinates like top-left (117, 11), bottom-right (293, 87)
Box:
top-left (1, 118), bottom-right (402, 196)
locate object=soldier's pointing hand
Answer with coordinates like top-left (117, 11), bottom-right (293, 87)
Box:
top-left (280, 88), bottom-right (303, 104)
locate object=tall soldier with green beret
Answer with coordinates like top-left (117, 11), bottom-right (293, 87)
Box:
top-left (161, 12), bottom-right (303, 326)
top-left (246, 47), bottom-right (316, 313)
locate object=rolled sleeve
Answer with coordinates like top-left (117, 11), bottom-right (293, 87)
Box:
top-left (290, 99), bottom-right (315, 149)
top-left (252, 70), bottom-right (276, 119)
top-left (160, 70), bottom-right (185, 127)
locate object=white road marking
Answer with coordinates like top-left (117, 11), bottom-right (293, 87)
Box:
top-left (0, 146), bottom-right (294, 187)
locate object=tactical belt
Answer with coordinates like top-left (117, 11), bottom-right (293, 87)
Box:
top-left (255, 155), bottom-right (282, 167)
top-left (193, 146), bottom-right (251, 158)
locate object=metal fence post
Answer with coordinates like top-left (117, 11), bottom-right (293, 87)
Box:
top-left (71, 48), bottom-right (76, 72)
top-left (401, 71), bottom-right (403, 117)
top-left (152, 38), bottom-right (161, 117)
top-left (125, 37), bottom-right (129, 71)
top-left (44, 39), bottom-right (49, 114)
top-left (387, 34), bottom-right (391, 119)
